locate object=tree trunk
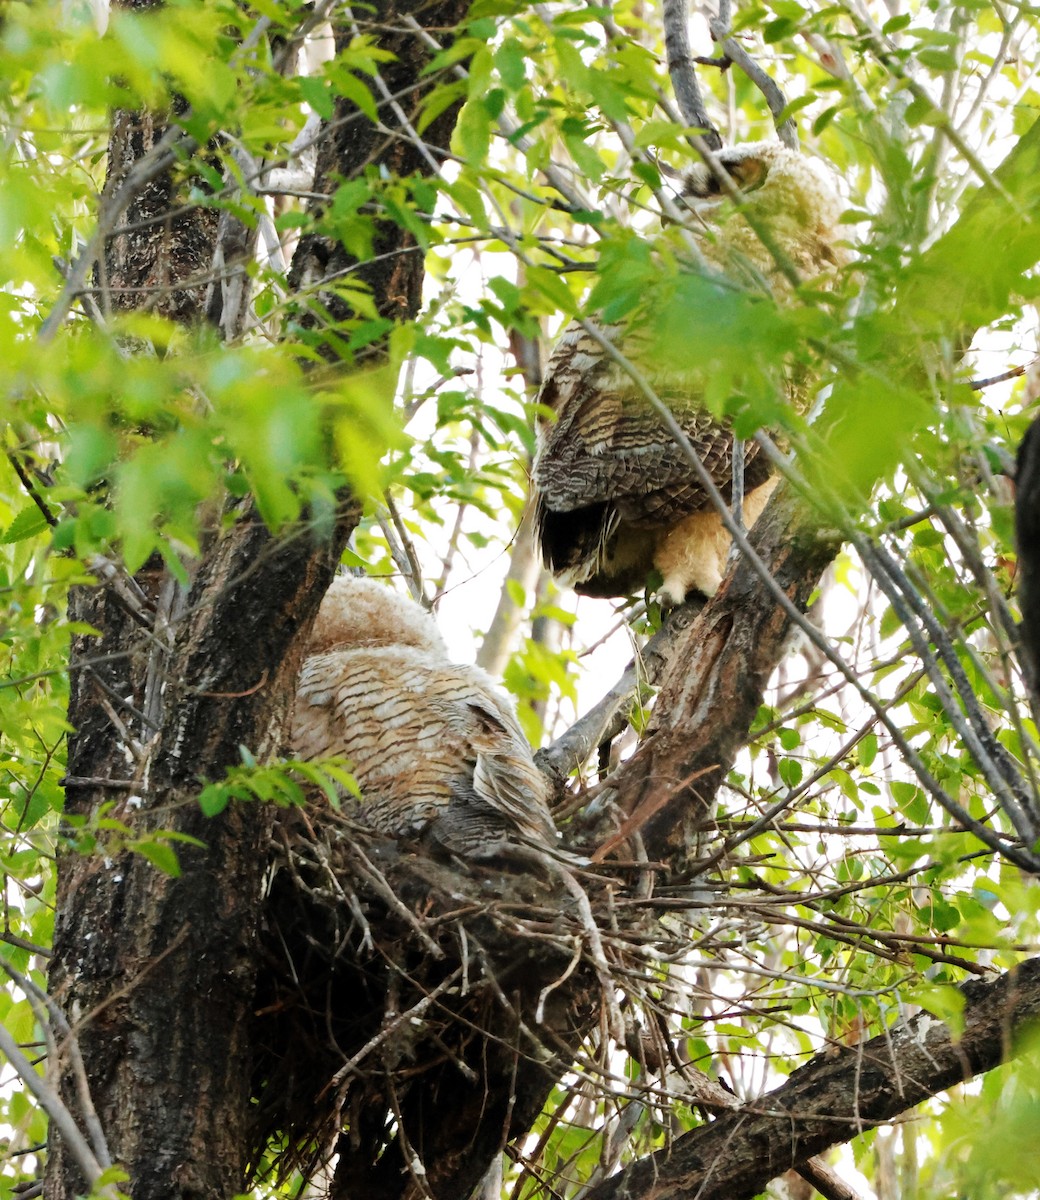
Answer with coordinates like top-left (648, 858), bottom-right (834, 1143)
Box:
top-left (45, 0), bottom-right (470, 1194)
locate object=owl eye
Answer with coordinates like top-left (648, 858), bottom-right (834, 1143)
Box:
top-left (726, 157), bottom-right (769, 193)
top-left (684, 156), bottom-right (769, 200)
top-left (683, 167), bottom-right (725, 199)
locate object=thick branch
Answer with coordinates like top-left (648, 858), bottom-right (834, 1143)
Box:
top-left (1016, 413), bottom-right (1040, 689)
top-left (287, 0), bottom-right (471, 343)
top-left (49, 509), bottom-right (359, 1200)
top-left (607, 485), bottom-right (839, 863)
top-left (662, 0), bottom-right (722, 147)
top-left (586, 956), bottom-right (1040, 1200)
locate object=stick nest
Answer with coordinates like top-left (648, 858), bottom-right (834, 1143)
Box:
top-left (249, 803), bottom-right (618, 1185)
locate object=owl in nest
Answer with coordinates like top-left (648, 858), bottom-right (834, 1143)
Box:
top-left (291, 575), bottom-right (558, 862)
top-left (531, 140), bottom-right (845, 604)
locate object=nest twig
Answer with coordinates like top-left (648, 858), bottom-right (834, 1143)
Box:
top-left (248, 783), bottom-right (736, 1194)
top-left (249, 805), bottom-right (613, 1184)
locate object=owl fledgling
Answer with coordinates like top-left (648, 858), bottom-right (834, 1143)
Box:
top-left (532, 140), bottom-right (845, 604)
top-left (291, 575), bottom-right (559, 862)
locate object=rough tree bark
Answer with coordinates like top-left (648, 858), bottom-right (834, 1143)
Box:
top-left (586, 955), bottom-right (1040, 1200)
top-left (45, 1), bottom-right (469, 1197)
top-left (1016, 412), bottom-right (1040, 687)
top-left (615, 491), bottom-right (840, 864)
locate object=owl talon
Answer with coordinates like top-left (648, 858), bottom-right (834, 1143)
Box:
top-left (655, 579), bottom-right (693, 609)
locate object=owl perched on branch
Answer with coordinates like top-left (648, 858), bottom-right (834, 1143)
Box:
top-left (291, 575), bottom-right (559, 862)
top-left (532, 140), bottom-right (845, 604)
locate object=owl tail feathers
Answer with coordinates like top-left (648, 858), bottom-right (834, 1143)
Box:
top-left (534, 497), bottom-right (614, 583)
top-left (535, 498), bottom-right (655, 597)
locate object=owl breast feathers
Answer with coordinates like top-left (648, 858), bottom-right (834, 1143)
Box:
top-left (291, 575), bottom-right (559, 862)
top-left (532, 140), bottom-right (845, 604)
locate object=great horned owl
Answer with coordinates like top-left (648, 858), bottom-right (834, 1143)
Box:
top-left (291, 575), bottom-right (559, 861)
top-left (532, 140), bottom-right (845, 604)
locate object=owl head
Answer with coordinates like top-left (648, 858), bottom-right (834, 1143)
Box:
top-left (683, 140), bottom-right (846, 272)
top-left (683, 139), bottom-right (784, 199)
top-left (307, 574), bottom-right (447, 658)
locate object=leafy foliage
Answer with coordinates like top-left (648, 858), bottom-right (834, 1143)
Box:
top-left (4, 0), bottom-right (1040, 1197)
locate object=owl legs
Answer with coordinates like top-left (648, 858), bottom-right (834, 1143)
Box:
top-left (653, 477), bottom-right (778, 605)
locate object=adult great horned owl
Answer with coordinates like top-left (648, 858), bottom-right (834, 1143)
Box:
top-left (532, 140), bottom-right (845, 604)
top-left (291, 575), bottom-right (559, 862)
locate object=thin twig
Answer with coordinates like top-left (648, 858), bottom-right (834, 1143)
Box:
top-left (837, 1), bottom-right (1016, 205)
top-left (328, 968), bottom-right (463, 1089)
top-left (0, 1025), bottom-right (117, 1199)
top-left (536, 602), bottom-right (703, 781)
top-left (377, 496), bottom-right (430, 609)
top-left (0, 963), bottom-right (112, 1170)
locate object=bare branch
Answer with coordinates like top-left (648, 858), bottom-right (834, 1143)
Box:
top-left (537, 600), bottom-right (703, 783)
top-left (585, 956), bottom-right (1040, 1200)
top-left (0, 1024), bottom-right (118, 1200)
top-left (705, 6), bottom-right (797, 148)
top-left (662, 0), bottom-right (722, 147)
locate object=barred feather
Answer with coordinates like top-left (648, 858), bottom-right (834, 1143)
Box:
top-left (292, 576), bottom-right (558, 861)
top-left (531, 141), bottom-right (845, 601)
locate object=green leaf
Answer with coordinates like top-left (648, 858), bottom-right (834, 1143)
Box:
top-left (136, 841), bottom-right (182, 878)
top-left (858, 733), bottom-right (878, 769)
top-left (455, 97), bottom-right (492, 164)
top-left (325, 66), bottom-right (379, 123)
top-left (298, 75), bottom-right (334, 119)
top-left (778, 758), bottom-right (803, 788)
top-left (1, 505), bottom-right (51, 544)
top-left (495, 38), bottom-right (526, 90)
top-left (907, 983), bottom-right (966, 1037)
top-left (917, 48), bottom-right (959, 72)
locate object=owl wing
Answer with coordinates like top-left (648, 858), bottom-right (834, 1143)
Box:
top-left (430, 665), bottom-right (558, 855)
top-left (293, 647), bottom-right (557, 861)
top-left (533, 322), bottom-right (766, 527)
top-left (293, 646), bottom-right (458, 833)
top-left (463, 696), bottom-right (557, 851)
